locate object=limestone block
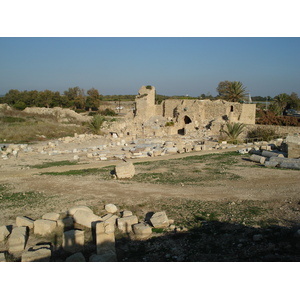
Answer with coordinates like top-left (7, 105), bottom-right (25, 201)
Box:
top-left (193, 145), bottom-right (202, 151)
top-left (73, 210), bottom-right (102, 228)
top-left (0, 252), bottom-right (6, 262)
top-left (150, 211), bottom-right (170, 228)
top-left (42, 212), bottom-right (60, 221)
top-left (102, 214), bottom-right (118, 226)
top-left (0, 225), bottom-right (11, 242)
top-left (132, 223), bottom-right (152, 239)
top-left (21, 245), bottom-right (51, 262)
top-left (8, 227), bottom-right (27, 254)
top-left (66, 252), bottom-right (86, 262)
top-left (67, 205), bottom-right (93, 216)
top-left (96, 222), bottom-right (116, 255)
top-left (56, 217), bottom-right (74, 229)
top-left (34, 219), bottom-right (56, 236)
top-left (62, 230), bottom-right (84, 253)
top-left (153, 149), bottom-right (162, 156)
top-left (105, 203), bottom-right (118, 214)
top-left (117, 215), bottom-right (138, 233)
top-left (89, 253), bottom-right (117, 262)
top-left (122, 210), bottom-right (133, 217)
top-left (115, 162), bottom-right (135, 179)
top-left (16, 216), bottom-right (34, 229)
top-left (164, 147), bottom-right (178, 154)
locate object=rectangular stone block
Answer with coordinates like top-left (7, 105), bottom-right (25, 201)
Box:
top-left (21, 246), bottom-right (51, 262)
top-left (117, 215), bottom-right (138, 233)
top-left (96, 222), bottom-right (116, 255)
top-left (73, 210), bottom-right (102, 228)
top-left (115, 162), bottom-right (135, 179)
top-left (16, 216), bottom-right (34, 229)
top-left (132, 222), bottom-right (152, 239)
top-left (42, 212), bottom-right (60, 221)
top-left (34, 219), bottom-right (57, 236)
top-left (0, 225), bottom-right (11, 242)
top-left (62, 229), bottom-right (84, 253)
top-left (8, 227), bottom-right (27, 254)
top-left (150, 211), bottom-right (169, 228)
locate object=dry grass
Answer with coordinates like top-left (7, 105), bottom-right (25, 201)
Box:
top-left (0, 108), bottom-right (87, 143)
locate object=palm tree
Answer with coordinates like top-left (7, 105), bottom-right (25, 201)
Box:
top-left (221, 122), bottom-right (246, 144)
top-left (274, 93), bottom-right (289, 115)
top-left (226, 81), bottom-right (247, 102)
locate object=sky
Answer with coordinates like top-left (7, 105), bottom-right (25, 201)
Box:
top-left (1, 1), bottom-right (299, 297)
top-left (1, 37), bottom-right (299, 98)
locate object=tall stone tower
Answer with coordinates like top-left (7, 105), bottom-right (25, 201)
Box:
top-left (134, 85), bottom-right (156, 120)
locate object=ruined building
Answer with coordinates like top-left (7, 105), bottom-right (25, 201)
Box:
top-left (109, 85), bottom-right (256, 139)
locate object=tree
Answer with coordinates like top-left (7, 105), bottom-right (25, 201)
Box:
top-left (3, 89), bottom-right (21, 106)
top-left (64, 86), bottom-right (86, 109)
top-left (38, 90), bottom-right (53, 108)
top-left (216, 80), bottom-right (231, 98)
top-left (273, 93), bottom-right (289, 115)
top-left (216, 81), bottom-right (247, 102)
top-left (287, 92), bottom-right (300, 111)
top-left (86, 88), bottom-right (101, 111)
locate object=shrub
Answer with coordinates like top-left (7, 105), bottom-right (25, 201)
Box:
top-left (13, 101), bottom-right (27, 110)
top-left (99, 108), bottom-right (117, 116)
top-left (246, 127), bottom-right (276, 142)
top-left (89, 114), bottom-right (105, 134)
top-left (221, 123), bottom-right (245, 144)
top-left (257, 109), bottom-right (300, 126)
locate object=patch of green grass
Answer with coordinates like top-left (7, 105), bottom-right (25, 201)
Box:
top-left (0, 190), bottom-right (46, 210)
top-left (41, 166), bottom-right (114, 177)
top-left (30, 160), bottom-right (80, 169)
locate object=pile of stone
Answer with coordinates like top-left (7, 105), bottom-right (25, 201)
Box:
top-left (0, 203), bottom-right (176, 262)
top-left (238, 137), bottom-right (300, 170)
top-left (0, 143), bottom-right (30, 160)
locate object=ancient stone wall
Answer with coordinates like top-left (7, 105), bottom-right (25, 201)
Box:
top-left (134, 86), bottom-right (156, 120)
top-left (109, 86), bottom-right (257, 139)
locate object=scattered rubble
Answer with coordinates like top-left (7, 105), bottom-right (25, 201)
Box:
top-left (0, 202), bottom-right (176, 262)
top-left (238, 134), bottom-right (300, 170)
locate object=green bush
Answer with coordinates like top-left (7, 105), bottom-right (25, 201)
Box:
top-left (13, 101), bottom-right (26, 110)
top-left (221, 123), bottom-right (245, 144)
top-left (89, 114), bottom-right (105, 134)
top-left (246, 127), bottom-right (276, 142)
top-left (100, 108), bottom-right (117, 116)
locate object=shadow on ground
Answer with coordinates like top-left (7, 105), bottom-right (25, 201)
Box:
top-left (114, 220), bottom-right (300, 262)
top-left (4, 219), bottom-right (300, 262)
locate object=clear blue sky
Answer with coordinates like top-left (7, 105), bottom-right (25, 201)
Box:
top-left (0, 37), bottom-right (299, 97)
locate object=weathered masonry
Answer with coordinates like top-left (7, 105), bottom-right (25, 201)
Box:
top-left (110, 85), bottom-right (256, 138)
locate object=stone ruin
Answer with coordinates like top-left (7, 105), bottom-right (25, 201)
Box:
top-left (238, 134), bottom-right (300, 169)
top-left (0, 204), bottom-right (177, 262)
top-left (108, 85), bottom-right (256, 139)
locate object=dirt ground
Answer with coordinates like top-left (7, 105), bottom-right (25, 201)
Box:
top-left (1, 146), bottom-right (300, 221)
top-left (1, 139), bottom-right (300, 261)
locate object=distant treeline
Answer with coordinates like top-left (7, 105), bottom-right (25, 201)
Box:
top-left (0, 87), bottom-right (146, 111)
top-left (0, 87), bottom-right (183, 110)
top-left (1, 86), bottom-right (299, 115)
